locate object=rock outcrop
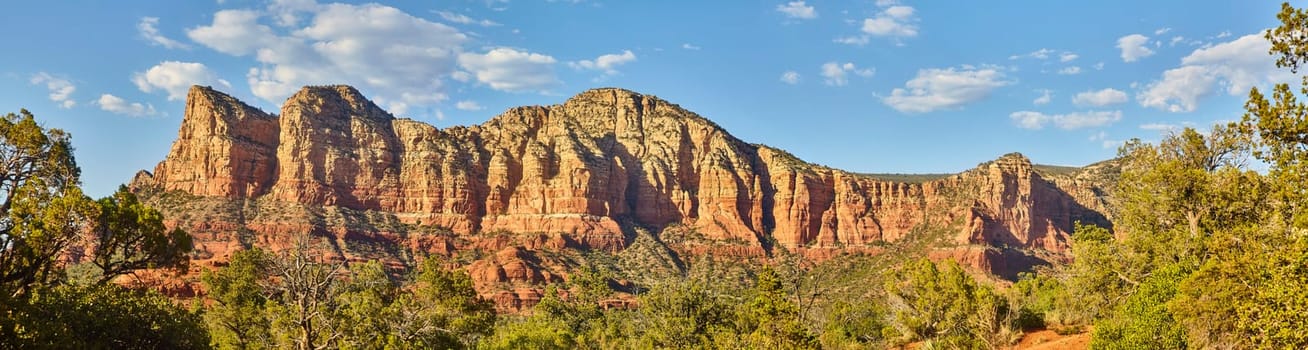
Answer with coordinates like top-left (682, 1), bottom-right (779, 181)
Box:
top-left (133, 85), bottom-right (1114, 309)
top-left (151, 86), bottom-right (278, 198)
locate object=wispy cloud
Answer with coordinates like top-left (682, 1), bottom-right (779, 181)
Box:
top-left (138, 17), bottom-right (191, 49)
top-left (1033, 89), bottom-right (1052, 106)
top-left (455, 100), bottom-right (483, 111)
top-left (882, 65), bottom-right (1010, 113)
top-left (568, 50), bottom-right (637, 76)
top-left (29, 72), bottom-right (77, 109)
top-left (776, 1), bottom-right (817, 20)
top-left (838, 3), bottom-right (918, 46)
top-left (435, 10), bottom-right (500, 27)
top-left (1072, 88), bottom-right (1128, 107)
top-left (780, 71), bottom-right (800, 85)
top-left (96, 94), bottom-right (158, 117)
top-left (820, 62), bottom-right (874, 86)
top-left (1011, 110), bottom-right (1122, 130)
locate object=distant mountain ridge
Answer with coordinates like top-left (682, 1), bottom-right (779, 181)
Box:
top-left (131, 85), bottom-right (1115, 309)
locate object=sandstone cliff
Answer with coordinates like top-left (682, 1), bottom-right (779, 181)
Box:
top-left (133, 85), bottom-right (1114, 309)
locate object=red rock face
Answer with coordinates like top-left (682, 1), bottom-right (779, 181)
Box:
top-left (135, 85), bottom-right (1113, 308)
top-left (151, 86), bottom-right (278, 198)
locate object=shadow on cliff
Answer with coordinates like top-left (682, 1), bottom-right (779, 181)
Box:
top-left (979, 172), bottom-right (1112, 280)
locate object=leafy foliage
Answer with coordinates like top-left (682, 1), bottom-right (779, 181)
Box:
top-left (0, 109), bottom-right (205, 349)
top-left (203, 248), bottom-right (273, 349)
top-left (0, 109), bottom-right (90, 298)
top-left (89, 185), bottom-right (193, 283)
top-left (882, 258), bottom-right (1021, 349)
top-left (739, 266), bottom-right (819, 349)
top-left (1090, 264), bottom-right (1188, 350)
top-left (2, 284), bottom-right (208, 349)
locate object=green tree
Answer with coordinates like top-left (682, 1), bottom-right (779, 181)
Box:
top-left (3, 284), bottom-right (209, 349)
top-left (635, 280), bottom-right (734, 348)
top-left (1113, 126), bottom-right (1259, 270)
top-left (1152, 3), bottom-right (1308, 347)
top-left (739, 266), bottom-right (818, 349)
top-left (1061, 223), bottom-right (1136, 324)
top-left (1250, 2), bottom-right (1308, 226)
top-left (379, 255), bottom-right (499, 347)
top-left (88, 185), bottom-right (193, 283)
top-left (882, 258), bottom-right (1017, 349)
top-left (478, 317), bottom-right (576, 350)
top-left (385, 257), bottom-right (496, 349)
top-left (0, 109), bottom-right (91, 298)
top-left (333, 260), bottom-right (398, 349)
top-left (1066, 124), bottom-right (1266, 347)
top-left (533, 264), bottom-right (612, 341)
top-left (202, 248), bottom-right (273, 350)
top-left (1091, 264), bottom-right (1188, 350)
top-left (816, 300), bottom-right (887, 349)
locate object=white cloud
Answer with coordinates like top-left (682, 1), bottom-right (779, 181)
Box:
top-left (1010, 111), bottom-right (1048, 129)
top-left (133, 61), bottom-right (231, 101)
top-left (187, 10), bottom-right (280, 56)
top-left (1216, 31), bottom-right (1231, 38)
top-left (1012, 48), bottom-right (1055, 60)
top-left (820, 62), bottom-right (874, 86)
top-left (455, 100), bottom-right (483, 111)
top-left (1140, 122), bottom-right (1186, 132)
top-left (836, 4), bottom-right (918, 46)
top-left (1058, 66), bottom-right (1082, 75)
top-left (138, 17), bottom-right (190, 49)
top-left (96, 94), bottom-right (158, 117)
top-left (436, 11), bottom-right (500, 27)
top-left (1033, 89), bottom-right (1052, 106)
top-left (1138, 32), bottom-right (1294, 112)
top-left (1155, 27), bottom-right (1172, 35)
top-left (682, 43), bottom-right (700, 50)
top-left (776, 1), bottom-right (817, 20)
top-left (780, 71), bottom-right (800, 84)
top-left (833, 35), bottom-right (870, 46)
top-left (187, 3), bottom-right (496, 115)
top-left (1072, 88), bottom-right (1128, 107)
top-left (459, 48), bottom-right (559, 92)
top-left (569, 50), bottom-right (637, 76)
top-left (862, 5), bottom-right (918, 38)
top-left (1170, 36), bottom-right (1186, 46)
top-left (267, 0), bottom-right (320, 27)
top-left (1010, 110), bottom-right (1122, 130)
top-left (1117, 34), bottom-right (1155, 62)
top-left (881, 65), bottom-right (1011, 113)
top-left (1010, 48), bottom-right (1078, 62)
top-left (29, 72), bottom-right (77, 109)
top-left (451, 71), bottom-right (472, 82)
top-left (1093, 62), bottom-right (1105, 70)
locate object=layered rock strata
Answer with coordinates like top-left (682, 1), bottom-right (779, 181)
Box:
top-left (135, 85), bottom-right (1113, 308)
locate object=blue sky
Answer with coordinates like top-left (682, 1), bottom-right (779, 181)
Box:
top-left (1, 0), bottom-right (1298, 197)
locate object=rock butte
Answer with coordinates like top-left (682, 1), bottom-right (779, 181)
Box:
top-left (131, 85), bottom-right (1114, 310)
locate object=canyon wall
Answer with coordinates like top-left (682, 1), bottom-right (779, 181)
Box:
top-left (134, 85), bottom-right (1115, 309)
